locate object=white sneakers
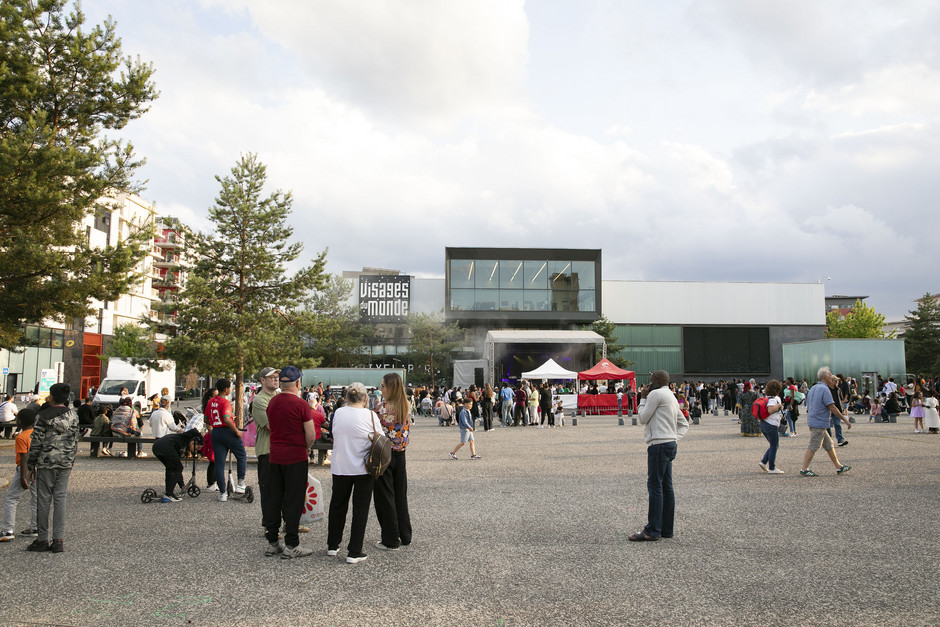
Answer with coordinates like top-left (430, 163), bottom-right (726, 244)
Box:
top-left (218, 493), bottom-right (228, 502)
top-left (767, 468), bottom-right (785, 474)
top-left (233, 483), bottom-right (246, 494)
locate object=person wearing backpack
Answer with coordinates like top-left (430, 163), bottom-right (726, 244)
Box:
top-left (757, 380), bottom-right (786, 474)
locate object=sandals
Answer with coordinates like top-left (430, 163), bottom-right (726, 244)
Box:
top-left (628, 531), bottom-right (659, 542)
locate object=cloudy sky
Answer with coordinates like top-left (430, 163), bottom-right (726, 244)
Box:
top-left (82, 0), bottom-right (939, 321)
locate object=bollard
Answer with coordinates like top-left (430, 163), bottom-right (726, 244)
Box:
top-left (849, 416), bottom-right (856, 423)
top-left (572, 417), bottom-right (578, 426)
top-left (631, 416), bottom-right (638, 426)
top-left (618, 417), bottom-right (624, 426)
top-left (713, 408), bottom-right (719, 416)
top-left (889, 414), bottom-right (897, 423)
top-left (693, 417), bottom-right (700, 425)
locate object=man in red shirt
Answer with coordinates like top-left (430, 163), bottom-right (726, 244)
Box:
top-left (205, 379), bottom-right (247, 502)
top-left (264, 366), bottom-right (322, 559)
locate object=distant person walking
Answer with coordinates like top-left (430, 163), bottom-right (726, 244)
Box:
top-left (799, 367), bottom-right (851, 476)
top-left (629, 370), bottom-right (689, 542)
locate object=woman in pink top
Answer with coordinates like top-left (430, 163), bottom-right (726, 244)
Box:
top-left (372, 372), bottom-right (412, 551)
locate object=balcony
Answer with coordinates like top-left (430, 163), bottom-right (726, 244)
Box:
top-left (154, 255), bottom-right (181, 268)
top-left (153, 273), bottom-right (179, 287)
top-left (155, 236), bottom-right (183, 249)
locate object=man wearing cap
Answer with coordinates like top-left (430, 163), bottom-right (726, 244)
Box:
top-left (252, 367), bottom-right (280, 532)
top-left (264, 366), bottom-right (323, 559)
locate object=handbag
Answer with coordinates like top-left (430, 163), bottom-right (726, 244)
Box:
top-left (365, 411), bottom-right (392, 478)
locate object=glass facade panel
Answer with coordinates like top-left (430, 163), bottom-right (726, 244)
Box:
top-left (578, 290), bottom-right (595, 312)
top-left (524, 261), bottom-right (548, 289)
top-left (548, 261), bottom-right (573, 289)
top-left (499, 290), bottom-right (523, 311)
top-left (474, 289), bottom-right (498, 311)
top-left (523, 290), bottom-right (549, 311)
top-left (571, 261), bottom-right (595, 289)
top-left (475, 260), bottom-right (499, 289)
top-left (450, 289), bottom-right (474, 311)
top-left (500, 260), bottom-right (524, 288)
top-left (550, 290), bottom-right (576, 312)
top-left (450, 259), bottom-right (474, 288)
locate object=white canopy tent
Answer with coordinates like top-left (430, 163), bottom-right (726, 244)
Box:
top-left (521, 358), bottom-right (579, 380)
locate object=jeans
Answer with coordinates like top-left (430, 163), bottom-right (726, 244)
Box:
top-left (328, 474), bottom-right (374, 557)
top-left (501, 400), bottom-right (512, 426)
top-left (211, 427), bottom-right (247, 495)
top-left (265, 460), bottom-right (308, 548)
top-left (830, 414), bottom-right (844, 443)
top-left (2, 467), bottom-right (37, 533)
top-left (373, 451), bottom-right (412, 548)
top-left (35, 467), bottom-right (70, 542)
top-left (759, 420), bottom-right (780, 470)
top-left (643, 441), bottom-right (677, 539)
top-left (785, 410), bottom-right (796, 434)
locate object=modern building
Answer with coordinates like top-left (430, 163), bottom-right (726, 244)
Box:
top-left (345, 247), bottom-right (826, 385)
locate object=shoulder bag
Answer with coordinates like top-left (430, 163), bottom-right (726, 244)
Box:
top-left (365, 411), bottom-right (392, 478)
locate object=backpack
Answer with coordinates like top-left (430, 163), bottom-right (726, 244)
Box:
top-left (751, 397), bottom-right (770, 420)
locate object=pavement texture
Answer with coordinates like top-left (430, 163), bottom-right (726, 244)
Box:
top-left (0, 411), bottom-right (937, 626)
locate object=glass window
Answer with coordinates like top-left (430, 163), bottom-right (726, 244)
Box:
top-left (450, 259), bottom-right (474, 289)
top-left (523, 290), bottom-right (550, 311)
top-left (499, 290), bottom-right (524, 311)
top-left (578, 290), bottom-right (596, 312)
top-left (475, 260), bottom-right (499, 289)
top-left (450, 289), bottom-right (474, 311)
top-left (524, 260), bottom-right (548, 289)
top-left (474, 289), bottom-right (498, 311)
top-left (571, 261), bottom-right (595, 290)
top-left (550, 290), bottom-right (577, 312)
top-left (548, 261), bottom-right (573, 289)
top-left (500, 260), bottom-right (524, 289)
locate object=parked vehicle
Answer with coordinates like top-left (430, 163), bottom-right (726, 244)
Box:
top-left (93, 358), bottom-right (176, 415)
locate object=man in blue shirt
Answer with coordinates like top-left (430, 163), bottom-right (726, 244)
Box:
top-left (499, 383), bottom-right (514, 427)
top-left (800, 367), bottom-right (852, 476)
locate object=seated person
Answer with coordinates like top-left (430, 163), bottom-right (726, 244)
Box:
top-left (90, 404), bottom-right (113, 457)
top-left (110, 397), bottom-right (143, 457)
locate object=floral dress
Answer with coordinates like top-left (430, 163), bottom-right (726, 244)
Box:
top-left (738, 390), bottom-right (761, 436)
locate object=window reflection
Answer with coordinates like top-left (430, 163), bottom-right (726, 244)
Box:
top-left (450, 259), bottom-right (474, 288)
top-left (475, 260), bottom-right (499, 289)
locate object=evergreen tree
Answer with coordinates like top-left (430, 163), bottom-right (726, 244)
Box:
top-left (165, 153), bottom-right (327, 424)
top-left (0, 0), bottom-right (158, 349)
top-left (405, 312), bottom-right (462, 386)
top-left (825, 300), bottom-right (892, 338)
top-left (102, 322), bottom-right (163, 370)
top-left (304, 275), bottom-right (371, 367)
top-left (903, 293), bottom-right (940, 376)
top-left (589, 316), bottom-right (634, 369)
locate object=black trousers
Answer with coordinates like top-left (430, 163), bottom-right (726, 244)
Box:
top-left (257, 453), bottom-right (271, 529)
top-left (481, 402), bottom-right (493, 431)
top-left (372, 451), bottom-right (412, 548)
top-left (154, 453), bottom-right (184, 496)
top-left (328, 474), bottom-right (374, 557)
top-left (265, 460), bottom-right (308, 548)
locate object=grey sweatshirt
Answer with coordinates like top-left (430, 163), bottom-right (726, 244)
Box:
top-left (638, 387), bottom-right (689, 446)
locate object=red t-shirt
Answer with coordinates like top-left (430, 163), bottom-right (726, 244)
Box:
top-left (206, 396), bottom-right (233, 430)
top-left (267, 392), bottom-right (319, 465)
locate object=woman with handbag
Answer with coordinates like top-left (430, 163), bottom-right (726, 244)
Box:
top-left (327, 382), bottom-right (378, 564)
top-left (372, 372), bottom-right (412, 551)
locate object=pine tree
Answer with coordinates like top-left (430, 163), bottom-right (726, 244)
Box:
top-left (589, 316), bottom-right (634, 369)
top-left (0, 0), bottom-right (158, 349)
top-left (165, 154), bottom-right (327, 424)
top-left (406, 312), bottom-right (463, 386)
top-left (304, 275), bottom-right (371, 367)
top-left (903, 293), bottom-right (940, 376)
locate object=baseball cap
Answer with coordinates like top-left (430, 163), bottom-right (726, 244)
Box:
top-left (259, 366), bottom-right (279, 379)
top-left (279, 366), bottom-right (302, 383)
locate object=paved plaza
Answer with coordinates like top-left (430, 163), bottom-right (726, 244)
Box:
top-left (0, 412), bottom-right (937, 626)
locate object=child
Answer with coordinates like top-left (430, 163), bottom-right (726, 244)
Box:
top-left (90, 404), bottom-right (112, 457)
top-left (554, 398), bottom-right (565, 427)
top-left (910, 391), bottom-right (925, 433)
top-left (152, 429), bottom-right (204, 502)
top-left (449, 398), bottom-right (480, 460)
top-left (870, 397), bottom-right (882, 423)
top-left (201, 425), bottom-right (219, 492)
top-left (0, 408), bottom-right (39, 541)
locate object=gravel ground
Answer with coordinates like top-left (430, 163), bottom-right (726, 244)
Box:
top-left (0, 411), bottom-right (937, 626)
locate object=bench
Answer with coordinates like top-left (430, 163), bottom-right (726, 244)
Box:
top-left (81, 434), bottom-right (158, 458)
top-left (310, 440), bottom-right (332, 466)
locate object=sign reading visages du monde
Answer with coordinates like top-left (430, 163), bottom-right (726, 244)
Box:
top-left (359, 275), bottom-right (411, 323)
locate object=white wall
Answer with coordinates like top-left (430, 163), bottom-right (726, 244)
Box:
top-left (602, 281), bottom-right (825, 326)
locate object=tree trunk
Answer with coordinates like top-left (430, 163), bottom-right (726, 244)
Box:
top-left (234, 356), bottom-right (244, 429)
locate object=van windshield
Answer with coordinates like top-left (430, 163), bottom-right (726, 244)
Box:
top-left (98, 380), bottom-right (138, 395)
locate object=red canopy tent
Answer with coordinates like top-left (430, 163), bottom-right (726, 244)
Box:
top-left (577, 359), bottom-right (637, 414)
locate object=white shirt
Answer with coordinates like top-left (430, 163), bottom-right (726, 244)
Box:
top-left (0, 401), bottom-right (17, 423)
top-left (766, 396), bottom-right (783, 427)
top-left (330, 406), bottom-right (379, 476)
top-left (150, 408), bottom-right (180, 438)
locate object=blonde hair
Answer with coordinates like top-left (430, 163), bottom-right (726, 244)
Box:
top-left (382, 372), bottom-right (411, 425)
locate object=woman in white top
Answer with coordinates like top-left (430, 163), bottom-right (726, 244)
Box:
top-left (326, 382), bottom-right (379, 564)
top-left (758, 380), bottom-right (786, 474)
top-left (923, 391), bottom-right (940, 434)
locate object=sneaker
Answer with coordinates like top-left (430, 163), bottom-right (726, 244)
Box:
top-left (758, 461), bottom-right (769, 472)
top-left (470, 455), bottom-right (481, 460)
top-left (0, 532), bottom-right (14, 542)
top-left (101, 448), bottom-right (112, 456)
top-left (345, 553), bottom-right (368, 564)
top-left (799, 469), bottom-right (818, 476)
top-left (161, 494), bottom-right (182, 503)
top-left (837, 465), bottom-right (852, 474)
top-left (19, 529), bottom-right (38, 537)
top-left (49, 540), bottom-right (63, 553)
top-left (233, 483), bottom-right (246, 494)
top-left (26, 539), bottom-right (49, 552)
top-left (375, 540), bottom-right (400, 551)
top-left (136, 452), bottom-right (148, 458)
top-left (449, 452), bottom-right (458, 460)
top-left (326, 548), bottom-right (339, 557)
top-left (767, 468), bottom-right (785, 474)
top-left (117, 451), bottom-right (127, 458)
top-left (838, 440), bottom-right (848, 447)
top-left (207, 484), bottom-right (220, 492)
top-left (218, 493), bottom-right (228, 502)
top-left (265, 541), bottom-right (285, 557)
top-left (281, 545), bottom-right (313, 559)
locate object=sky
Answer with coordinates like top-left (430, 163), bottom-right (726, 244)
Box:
top-left (80, 0), bottom-right (940, 321)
